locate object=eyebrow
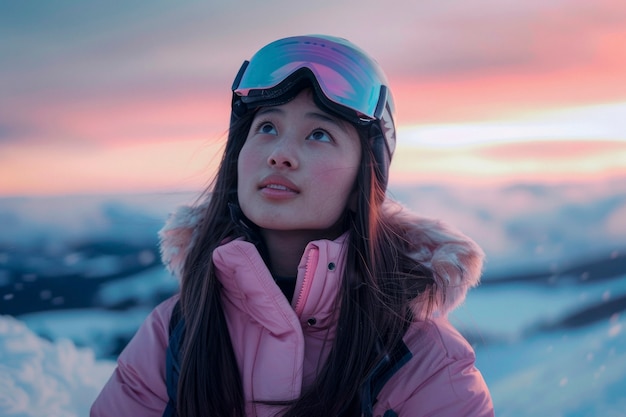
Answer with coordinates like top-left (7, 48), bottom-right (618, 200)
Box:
top-left (255, 107), bottom-right (349, 130)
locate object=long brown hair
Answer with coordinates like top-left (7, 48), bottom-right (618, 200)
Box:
top-left (176, 102), bottom-right (434, 416)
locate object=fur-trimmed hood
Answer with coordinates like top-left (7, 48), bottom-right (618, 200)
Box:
top-left (159, 198), bottom-right (484, 317)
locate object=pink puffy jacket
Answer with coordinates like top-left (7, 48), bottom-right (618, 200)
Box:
top-left (91, 200), bottom-right (494, 416)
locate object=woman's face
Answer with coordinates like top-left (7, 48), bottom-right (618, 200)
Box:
top-left (237, 89), bottom-right (361, 238)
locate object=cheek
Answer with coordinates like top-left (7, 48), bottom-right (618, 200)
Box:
top-left (237, 145), bottom-right (256, 183)
top-left (310, 159), bottom-right (359, 194)
top-left (237, 149), bottom-right (255, 207)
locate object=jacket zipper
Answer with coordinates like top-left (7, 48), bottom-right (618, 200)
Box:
top-left (294, 246), bottom-right (318, 317)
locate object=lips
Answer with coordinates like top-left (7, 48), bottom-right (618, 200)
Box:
top-left (258, 175), bottom-right (300, 194)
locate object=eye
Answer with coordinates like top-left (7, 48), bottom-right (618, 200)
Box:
top-left (256, 121), bottom-right (278, 135)
top-left (307, 129), bottom-right (332, 143)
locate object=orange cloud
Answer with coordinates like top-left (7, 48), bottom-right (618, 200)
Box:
top-left (389, 139), bottom-right (626, 187)
top-left (2, 138), bottom-right (224, 196)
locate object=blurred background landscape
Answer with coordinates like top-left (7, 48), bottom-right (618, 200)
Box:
top-left (1, 1), bottom-right (625, 416)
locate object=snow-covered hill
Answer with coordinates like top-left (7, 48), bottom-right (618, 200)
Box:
top-left (1, 180), bottom-right (625, 416)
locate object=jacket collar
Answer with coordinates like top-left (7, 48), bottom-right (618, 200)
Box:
top-left (159, 198), bottom-right (484, 318)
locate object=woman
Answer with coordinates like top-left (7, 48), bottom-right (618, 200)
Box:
top-left (91, 34), bottom-right (493, 417)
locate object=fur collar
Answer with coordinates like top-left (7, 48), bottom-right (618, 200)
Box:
top-left (159, 198), bottom-right (484, 318)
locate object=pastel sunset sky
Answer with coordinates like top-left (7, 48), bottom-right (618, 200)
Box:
top-left (2, 0), bottom-right (626, 196)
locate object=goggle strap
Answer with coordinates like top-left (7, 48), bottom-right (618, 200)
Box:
top-left (374, 86), bottom-right (389, 120)
top-left (369, 123), bottom-right (390, 188)
top-left (232, 61), bottom-right (249, 91)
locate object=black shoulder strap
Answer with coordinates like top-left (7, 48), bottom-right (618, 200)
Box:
top-left (169, 299), bottom-right (183, 334)
top-left (360, 341), bottom-right (412, 417)
top-left (163, 300), bottom-right (184, 417)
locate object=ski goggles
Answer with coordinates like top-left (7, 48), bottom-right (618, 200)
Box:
top-left (231, 35), bottom-right (395, 125)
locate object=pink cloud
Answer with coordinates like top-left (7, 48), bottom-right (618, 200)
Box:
top-left (2, 0), bottom-right (626, 195)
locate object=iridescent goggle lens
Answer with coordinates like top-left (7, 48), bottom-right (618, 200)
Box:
top-left (232, 35), bottom-right (393, 123)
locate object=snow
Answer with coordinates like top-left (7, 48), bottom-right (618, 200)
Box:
top-left (1, 182), bottom-right (625, 416)
top-left (0, 316), bottom-right (115, 417)
top-left (477, 319), bottom-right (626, 417)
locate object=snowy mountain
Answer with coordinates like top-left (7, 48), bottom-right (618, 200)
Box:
top-left (1, 180), bottom-right (625, 416)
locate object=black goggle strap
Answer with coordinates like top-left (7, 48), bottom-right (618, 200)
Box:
top-left (231, 60), bottom-right (249, 92)
top-left (230, 61), bottom-right (250, 126)
top-left (369, 122), bottom-right (390, 189)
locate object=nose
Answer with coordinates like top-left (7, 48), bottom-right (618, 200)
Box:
top-left (267, 138), bottom-right (298, 169)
